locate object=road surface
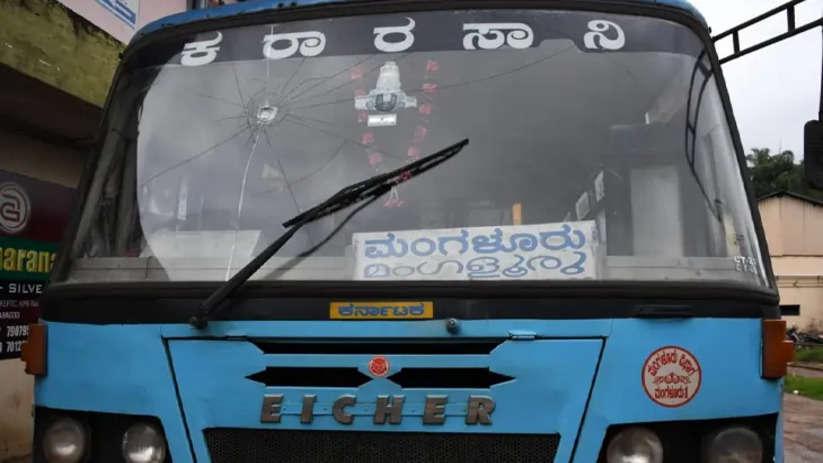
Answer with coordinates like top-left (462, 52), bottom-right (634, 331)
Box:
top-left (784, 393), bottom-right (823, 462)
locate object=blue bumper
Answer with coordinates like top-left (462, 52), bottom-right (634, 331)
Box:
top-left (36, 318), bottom-right (782, 462)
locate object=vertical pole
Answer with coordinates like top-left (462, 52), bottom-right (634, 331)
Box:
top-left (788, 5), bottom-right (796, 31)
top-left (819, 25), bottom-right (823, 120)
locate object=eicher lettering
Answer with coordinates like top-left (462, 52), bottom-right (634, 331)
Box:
top-left (261, 394), bottom-right (495, 425)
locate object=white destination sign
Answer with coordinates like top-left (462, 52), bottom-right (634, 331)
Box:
top-left (353, 221), bottom-right (598, 281)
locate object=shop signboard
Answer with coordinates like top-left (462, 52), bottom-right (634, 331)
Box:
top-left (0, 171), bottom-right (74, 359)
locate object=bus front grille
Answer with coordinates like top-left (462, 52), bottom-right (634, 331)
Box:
top-left (204, 428), bottom-right (560, 462)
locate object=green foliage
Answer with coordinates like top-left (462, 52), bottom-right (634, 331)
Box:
top-left (795, 347), bottom-right (823, 364)
top-left (785, 375), bottom-right (823, 401)
top-left (746, 148), bottom-right (823, 200)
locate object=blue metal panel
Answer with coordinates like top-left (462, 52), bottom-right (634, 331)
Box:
top-left (132, 0), bottom-right (707, 44)
top-left (35, 323), bottom-right (193, 463)
top-left (154, 318), bottom-right (614, 339)
top-left (36, 317), bottom-right (782, 463)
top-left (776, 402), bottom-right (785, 463)
top-left (572, 318), bottom-right (783, 462)
top-left (169, 338), bottom-right (603, 462)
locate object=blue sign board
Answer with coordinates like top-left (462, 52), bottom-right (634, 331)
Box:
top-left (96, 0), bottom-right (139, 28)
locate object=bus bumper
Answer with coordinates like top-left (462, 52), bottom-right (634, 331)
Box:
top-left (33, 318), bottom-right (782, 462)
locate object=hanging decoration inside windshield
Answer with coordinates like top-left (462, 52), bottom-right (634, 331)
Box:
top-left (145, 10), bottom-right (703, 68)
top-left (354, 61), bottom-right (418, 124)
top-left (350, 56), bottom-right (440, 208)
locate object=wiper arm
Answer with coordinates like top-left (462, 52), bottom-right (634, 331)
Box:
top-left (190, 138), bottom-right (469, 329)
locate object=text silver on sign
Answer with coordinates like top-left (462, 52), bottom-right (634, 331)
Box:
top-left (260, 394), bottom-right (496, 425)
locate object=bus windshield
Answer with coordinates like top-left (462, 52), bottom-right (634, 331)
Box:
top-left (66, 9), bottom-right (768, 286)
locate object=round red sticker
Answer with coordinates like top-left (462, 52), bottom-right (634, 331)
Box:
top-left (369, 356), bottom-right (390, 377)
top-left (642, 346), bottom-right (701, 407)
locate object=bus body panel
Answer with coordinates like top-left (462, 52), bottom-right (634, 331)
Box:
top-left (573, 318), bottom-right (782, 461)
top-left (35, 318), bottom-right (781, 462)
top-left (168, 338), bottom-right (602, 462)
top-left (35, 3), bottom-right (785, 460)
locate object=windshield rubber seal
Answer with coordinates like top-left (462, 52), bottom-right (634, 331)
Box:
top-left (41, 280), bottom-right (779, 324)
top-left (47, 0), bottom-right (779, 323)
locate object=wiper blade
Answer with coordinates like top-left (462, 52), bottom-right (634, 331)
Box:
top-left (282, 139), bottom-right (468, 227)
top-left (190, 138), bottom-right (469, 328)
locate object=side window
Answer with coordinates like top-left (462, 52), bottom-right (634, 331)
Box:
top-left (693, 80), bottom-right (766, 283)
top-left (71, 80), bottom-right (144, 261)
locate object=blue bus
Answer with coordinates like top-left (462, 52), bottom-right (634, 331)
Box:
top-left (25, 0), bottom-right (799, 462)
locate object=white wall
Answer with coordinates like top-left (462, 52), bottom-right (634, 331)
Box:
top-left (759, 196), bottom-right (823, 330)
top-left (56, 0), bottom-right (189, 43)
top-left (773, 256), bottom-right (823, 331)
top-left (0, 362), bottom-right (32, 460)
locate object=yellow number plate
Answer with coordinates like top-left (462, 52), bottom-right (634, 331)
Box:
top-left (330, 302), bottom-right (434, 320)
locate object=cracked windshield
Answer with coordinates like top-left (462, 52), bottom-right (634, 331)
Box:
top-left (68, 10), bottom-right (766, 285)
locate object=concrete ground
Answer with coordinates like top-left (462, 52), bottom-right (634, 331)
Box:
top-left (788, 364), bottom-right (823, 378)
top-left (784, 393), bottom-right (823, 462)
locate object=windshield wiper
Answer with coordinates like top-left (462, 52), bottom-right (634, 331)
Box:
top-left (190, 138), bottom-right (469, 329)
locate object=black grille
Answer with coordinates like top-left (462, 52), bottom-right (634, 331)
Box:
top-left (386, 367), bottom-right (514, 388)
top-left (246, 367), bottom-right (372, 387)
top-left (205, 428), bottom-right (560, 462)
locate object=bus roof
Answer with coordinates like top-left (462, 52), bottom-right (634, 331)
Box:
top-left (133, 0), bottom-right (707, 44)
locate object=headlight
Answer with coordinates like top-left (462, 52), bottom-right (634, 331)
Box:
top-left (42, 417), bottom-right (88, 463)
top-left (122, 422), bottom-right (167, 463)
top-left (606, 427), bottom-right (664, 463)
top-left (704, 426), bottom-right (763, 463)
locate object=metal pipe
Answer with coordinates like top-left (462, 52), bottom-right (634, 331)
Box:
top-left (718, 18), bottom-right (823, 64)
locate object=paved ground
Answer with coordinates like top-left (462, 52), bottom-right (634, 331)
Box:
top-left (788, 364), bottom-right (823, 378)
top-left (784, 393), bottom-right (823, 462)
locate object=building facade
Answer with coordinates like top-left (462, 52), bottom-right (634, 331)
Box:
top-left (0, 1), bottom-right (203, 459)
top-left (758, 192), bottom-right (823, 331)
